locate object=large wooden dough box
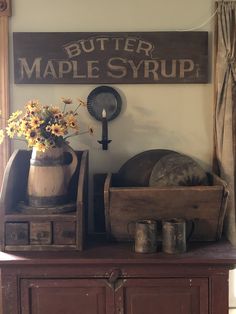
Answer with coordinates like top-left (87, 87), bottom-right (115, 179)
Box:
top-left (104, 173), bottom-right (229, 242)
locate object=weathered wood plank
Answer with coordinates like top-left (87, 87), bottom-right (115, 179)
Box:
top-left (105, 173), bottom-right (228, 241)
top-left (13, 32), bottom-right (208, 84)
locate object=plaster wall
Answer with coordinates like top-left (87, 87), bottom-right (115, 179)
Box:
top-left (10, 0), bottom-right (215, 229)
top-left (9, 1), bottom-right (236, 312)
top-left (9, 0), bottom-right (214, 172)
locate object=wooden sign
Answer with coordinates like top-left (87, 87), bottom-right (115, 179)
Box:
top-left (13, 32), bottom-right (208, 84)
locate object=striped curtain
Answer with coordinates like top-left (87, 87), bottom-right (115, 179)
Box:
top-left (215, 1), bottom-right (236, 244)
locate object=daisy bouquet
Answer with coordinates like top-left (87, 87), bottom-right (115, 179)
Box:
top-left (0, 98), bottom-right (93, 152)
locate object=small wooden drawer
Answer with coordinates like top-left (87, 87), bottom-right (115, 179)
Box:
top-left (5, 222), bottom-right (29, 245)
top-left (30, 222), bottom-right (52, 245)
top-left (53, 222), bottom-right (76, 245)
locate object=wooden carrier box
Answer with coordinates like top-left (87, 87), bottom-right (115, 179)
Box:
top-left (104, 173), bottom-right (228, 242)
top-left (0, 149), bottom-right (88, 251)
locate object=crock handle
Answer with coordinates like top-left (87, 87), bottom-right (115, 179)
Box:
top-left (64, 144), bottom-right (78, 184)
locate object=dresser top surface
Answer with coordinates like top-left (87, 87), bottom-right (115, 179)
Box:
top-left (0, 239), bottom-right (235, 266)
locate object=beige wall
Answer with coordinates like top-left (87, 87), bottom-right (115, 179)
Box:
top-left (9, 1), bottom-right (236, 312)
top-left (10, 0), bottom-right (214, 173)
top-left (9, 0), bottom-right (216, 224)
top-left (9, 0), bottom-right (216, 262)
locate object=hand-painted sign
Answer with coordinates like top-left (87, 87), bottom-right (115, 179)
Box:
top-left (13, 32), bottom-right (208, 84)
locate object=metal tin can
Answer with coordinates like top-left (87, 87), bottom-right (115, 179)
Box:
top-left (134, 219), bottom-right (157, 253)
top-left (162, 218), bottom-right (187, 254)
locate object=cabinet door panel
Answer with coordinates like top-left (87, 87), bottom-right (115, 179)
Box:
top-left (21, 279), bottom-right (111, 314)
top-left (121, 278), bottom-right (208, 314)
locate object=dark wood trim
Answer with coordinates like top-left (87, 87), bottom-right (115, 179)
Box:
top-left (212, 1), bottom-right (219, 174)
top-left (0, 0), bottom-right (11, 187)
top-left (211, 273), bottom-right (229, 314)
top-left (0, 0), bottom-right (11, 17)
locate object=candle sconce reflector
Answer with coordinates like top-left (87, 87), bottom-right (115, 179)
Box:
top-left (87, 85), bottom-right (120, 150)
top-left (87, 85), bottom-right (122, 121)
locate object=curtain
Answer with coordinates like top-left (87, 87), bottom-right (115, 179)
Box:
top-left (215, 1), bottom-right (236, 245)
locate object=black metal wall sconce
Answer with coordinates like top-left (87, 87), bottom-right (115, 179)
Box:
top-left (97, 109), bottom-right (112, 150)
top-left (87, 86), bottom-right (122, 150)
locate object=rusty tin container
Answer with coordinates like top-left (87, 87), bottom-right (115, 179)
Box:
top-left (132, 219), bottom-right (157, 253)
top-left (162, 218), bottom-right (194, 254)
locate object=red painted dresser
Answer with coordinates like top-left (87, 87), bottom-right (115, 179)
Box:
top-left (0, 240), bottom-right (235, 314)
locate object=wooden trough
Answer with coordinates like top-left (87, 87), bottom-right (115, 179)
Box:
top-left (104, 173), bottom-right (228, 242)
